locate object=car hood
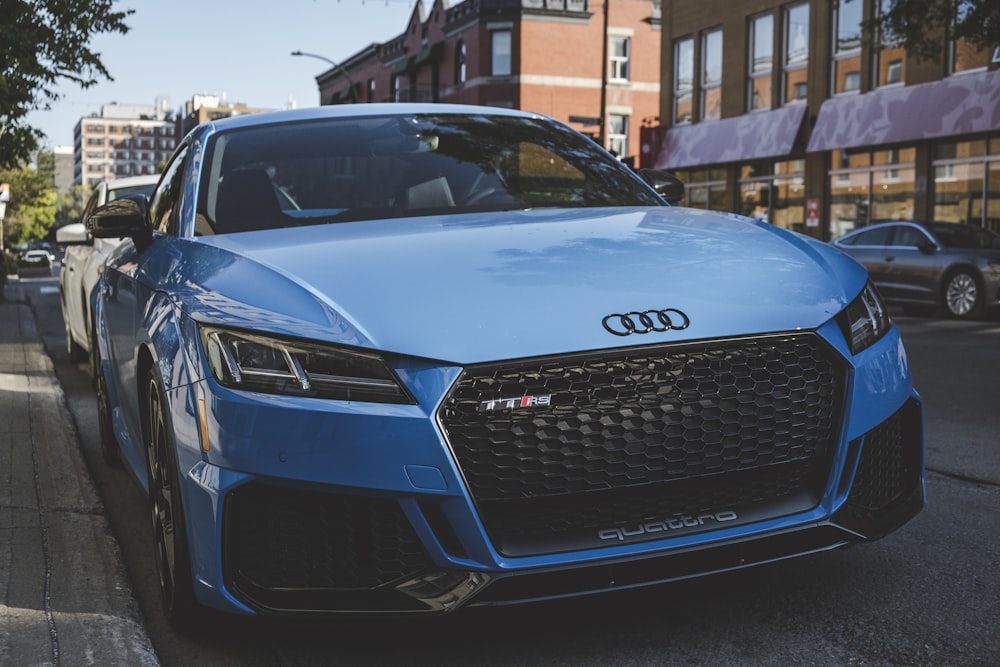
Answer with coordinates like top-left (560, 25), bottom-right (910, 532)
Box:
top-left (152, 207), bottom-right (866, 363)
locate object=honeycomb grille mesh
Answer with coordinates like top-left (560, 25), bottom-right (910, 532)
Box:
top-left (439, 334), bottom-right (847, 553)
top-left (224, 484), bottom-right (432, 592)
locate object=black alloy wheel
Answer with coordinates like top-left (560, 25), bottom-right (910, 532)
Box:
top-left (144, 369), bottom-right (201, 632)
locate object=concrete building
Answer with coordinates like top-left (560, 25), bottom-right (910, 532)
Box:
top-left (649, 0), bottom-right (1000, 240)
top-left (73, 98), bottom-right (178, 187)
top-left (177, 95), bottom-right (274, 139)
top-left (312, 0), bottom-right (662, 162)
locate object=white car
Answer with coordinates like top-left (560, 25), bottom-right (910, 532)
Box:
top-left (56, 175), bottom-right (159, 367)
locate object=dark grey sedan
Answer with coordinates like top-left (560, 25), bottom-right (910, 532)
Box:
top-left (831, 221), bottom-right (1000, 318)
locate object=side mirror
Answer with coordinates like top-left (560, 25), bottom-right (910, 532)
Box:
top-left (916, 240), bottom-right (937, 255)
top-left (55, 222), bottom-right (91, 246)
top-left (87, 194), bottom-right (152, 248)
top-left (637, 168), bottom-right (685, 205)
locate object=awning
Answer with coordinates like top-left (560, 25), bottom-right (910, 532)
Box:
top-left (414, 42), bottom-right (445, 65)
top-left (807, 68), bottom-right (1000, 152)
top-left (653, 104), bottom-right (806, 170)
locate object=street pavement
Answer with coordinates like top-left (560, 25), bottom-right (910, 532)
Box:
top-left (0, 279), bottom-right (158, 666)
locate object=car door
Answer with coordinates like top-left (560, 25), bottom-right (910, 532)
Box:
top-left (835, 225), bottom-right (896, 297)
top-left (880, 224), bottom-right (941, 304)
top-left (64, 186), bottom-right (104, 349)
top-left (101, 149), bottom-right (190, 466)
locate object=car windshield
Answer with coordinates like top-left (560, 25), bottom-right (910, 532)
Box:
top-left (197, 113), bottom-right (664, 234)
top-left (927, 222), bottom-right (1000, 250)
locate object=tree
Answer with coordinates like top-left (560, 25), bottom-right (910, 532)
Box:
top-left (866, 0), bottom-right (1000, 62)
top-left (0, 165), bottom-right (56, 247)
top-left (0, 0), bottom-right (133, 169)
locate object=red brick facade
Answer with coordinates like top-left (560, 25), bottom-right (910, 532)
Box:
top-left (316, 0), bottom-right (661, 161)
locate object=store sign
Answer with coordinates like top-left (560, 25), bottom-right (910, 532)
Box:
top-left (806, 198), bottom-right (820, 228)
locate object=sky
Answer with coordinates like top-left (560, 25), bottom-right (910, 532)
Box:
top-left (27, 0), bottom-right (418, 149)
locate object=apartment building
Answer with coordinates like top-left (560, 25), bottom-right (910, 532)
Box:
top-left (650, 0), bottom-right (1000, 239)
top-left (313, 0), bottom-right (661, 162)
top-left (73, 99), bottom-right (178, 187)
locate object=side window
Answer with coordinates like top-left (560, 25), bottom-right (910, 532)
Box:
top-left (149, 145), bottom-right (189, 235)
top-left (891, 226), bottom-right (930, 248)
top-left (850, 226), bottom-right (891, 246)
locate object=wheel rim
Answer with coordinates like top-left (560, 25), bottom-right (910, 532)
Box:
top-left (146, 379), bottom-right (177, 608)
top-left (946, 274), bottom-right (977, 316)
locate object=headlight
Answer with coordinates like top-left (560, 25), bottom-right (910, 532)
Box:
top-left (837, 282), bottom-right (891, 355)
top-left (201, 326), bottom-right (414, 404)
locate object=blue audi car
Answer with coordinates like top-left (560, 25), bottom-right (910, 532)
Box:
top-left (88, 104), bottom-right (924, 631)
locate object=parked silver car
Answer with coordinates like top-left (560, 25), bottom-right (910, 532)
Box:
top-left (831, 220), bottom-right (1000, 318)
top-left (56, 175), bottom-right (159, 369)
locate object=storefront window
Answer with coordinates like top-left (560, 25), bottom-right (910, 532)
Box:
top-left (739, 160), bottom-right (804, 231)
top-left (675, 168), bottom-right (726, 210)
top-left (829, 147), bottom-right (914, 237)
top-left (933, 138), bottom-right (1000, 231)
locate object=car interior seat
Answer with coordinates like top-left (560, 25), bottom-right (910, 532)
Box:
top-left (215, 169), bottom-right (285, 233)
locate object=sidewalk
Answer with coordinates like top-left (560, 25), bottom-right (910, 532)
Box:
top-left (0, 280), bottom-right (158, 666)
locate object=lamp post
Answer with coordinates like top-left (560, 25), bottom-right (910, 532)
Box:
top-left (291, 50), bottom-right (358, 104)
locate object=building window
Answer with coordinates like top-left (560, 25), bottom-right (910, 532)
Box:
top-left (607, 114), bottom-right (629, 158)
top-left (874, 0), bottom-right (906, 87)
top-left (674, 37), bottom-right (694, 124)
top-left (740, 160), bottom-right (806, 232)
top-left (748, 13), bottom-right (774, 112)
top-left (674, 168), bottom-right (727, 210)
top-left (933, 138), bottom-right (1000, 231)
top-left (829, 147), bottom-right (916, 236)
top-left (609, 35), bottom-right (630, 81)
top-left (491, 30), bottom-right (512, 76)
top-left (455, 41), bottom-right (467, 84)
top-left (392, 75), bottom-right (402, 102)
top-left (367, 78), bottom-right (376, 103)
top-left (701, 28), bottom-right (723, 121)
top-left (832, 0), bottom-right (862, 94)
top-left (783, 3), bottom-right (810, 104)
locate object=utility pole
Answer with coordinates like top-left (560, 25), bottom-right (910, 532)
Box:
top-left (598, 0), bottom-right (610, 148)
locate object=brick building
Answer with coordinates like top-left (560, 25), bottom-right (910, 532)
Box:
top-left (313, 0), bottom-right (661, 161)
top-left (650, 0), bottom-right (1000, 240)
top-left (73, 99), bottom-right (178, 187)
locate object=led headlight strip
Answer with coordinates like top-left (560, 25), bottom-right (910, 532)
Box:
top-left (201, 326), bottom-right (414, 404)
top-left (837, 282), bottom-right (892, 355)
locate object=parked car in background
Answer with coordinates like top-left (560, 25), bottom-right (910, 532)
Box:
top-left (831, 220), bottom-right (1000, 318)
top-left (56, 175), bottom-right (159, 369)
top-left (88, 104), bottom-right (922, 632)
top-left (17, 249), bottom-right (56, 276)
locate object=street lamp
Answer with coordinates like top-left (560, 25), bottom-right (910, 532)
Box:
top-left (291, 50), bottom-right (358, 104)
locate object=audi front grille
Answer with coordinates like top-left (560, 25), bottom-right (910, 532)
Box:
top-left (438, 333), bottom-right (848, 557)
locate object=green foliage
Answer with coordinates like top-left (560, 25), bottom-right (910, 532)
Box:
top-left (55, 184), bottom-right (90, 228)
top-left (1, 0), bottom-right (133, 168)
top-left (866, 0), bottom-right (1000, 62)
top-left (0, 165), bottom-right (56, 246)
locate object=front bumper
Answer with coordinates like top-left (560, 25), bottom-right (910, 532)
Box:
top-left (173, 323), bottom-right (924, 616)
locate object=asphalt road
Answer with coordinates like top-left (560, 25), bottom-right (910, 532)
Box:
top-left (20, 270), bottom-right (1000, 666)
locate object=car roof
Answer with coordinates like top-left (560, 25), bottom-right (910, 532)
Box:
top-left (200, 103), bottom-right (549, 135)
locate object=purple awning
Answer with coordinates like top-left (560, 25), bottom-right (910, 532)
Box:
top-left (653, 105), bottom-right (807, 170)
top-left (807, 69), bottom-right (1000, 152)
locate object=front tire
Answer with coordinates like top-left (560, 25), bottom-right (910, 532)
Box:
top-left (144, 369), bottom-right (202, 632)
top-left (944, 271), bottom-right (983, 319)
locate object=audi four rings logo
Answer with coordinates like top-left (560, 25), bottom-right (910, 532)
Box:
top-left (602, 309), bottom-right (690, 336)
